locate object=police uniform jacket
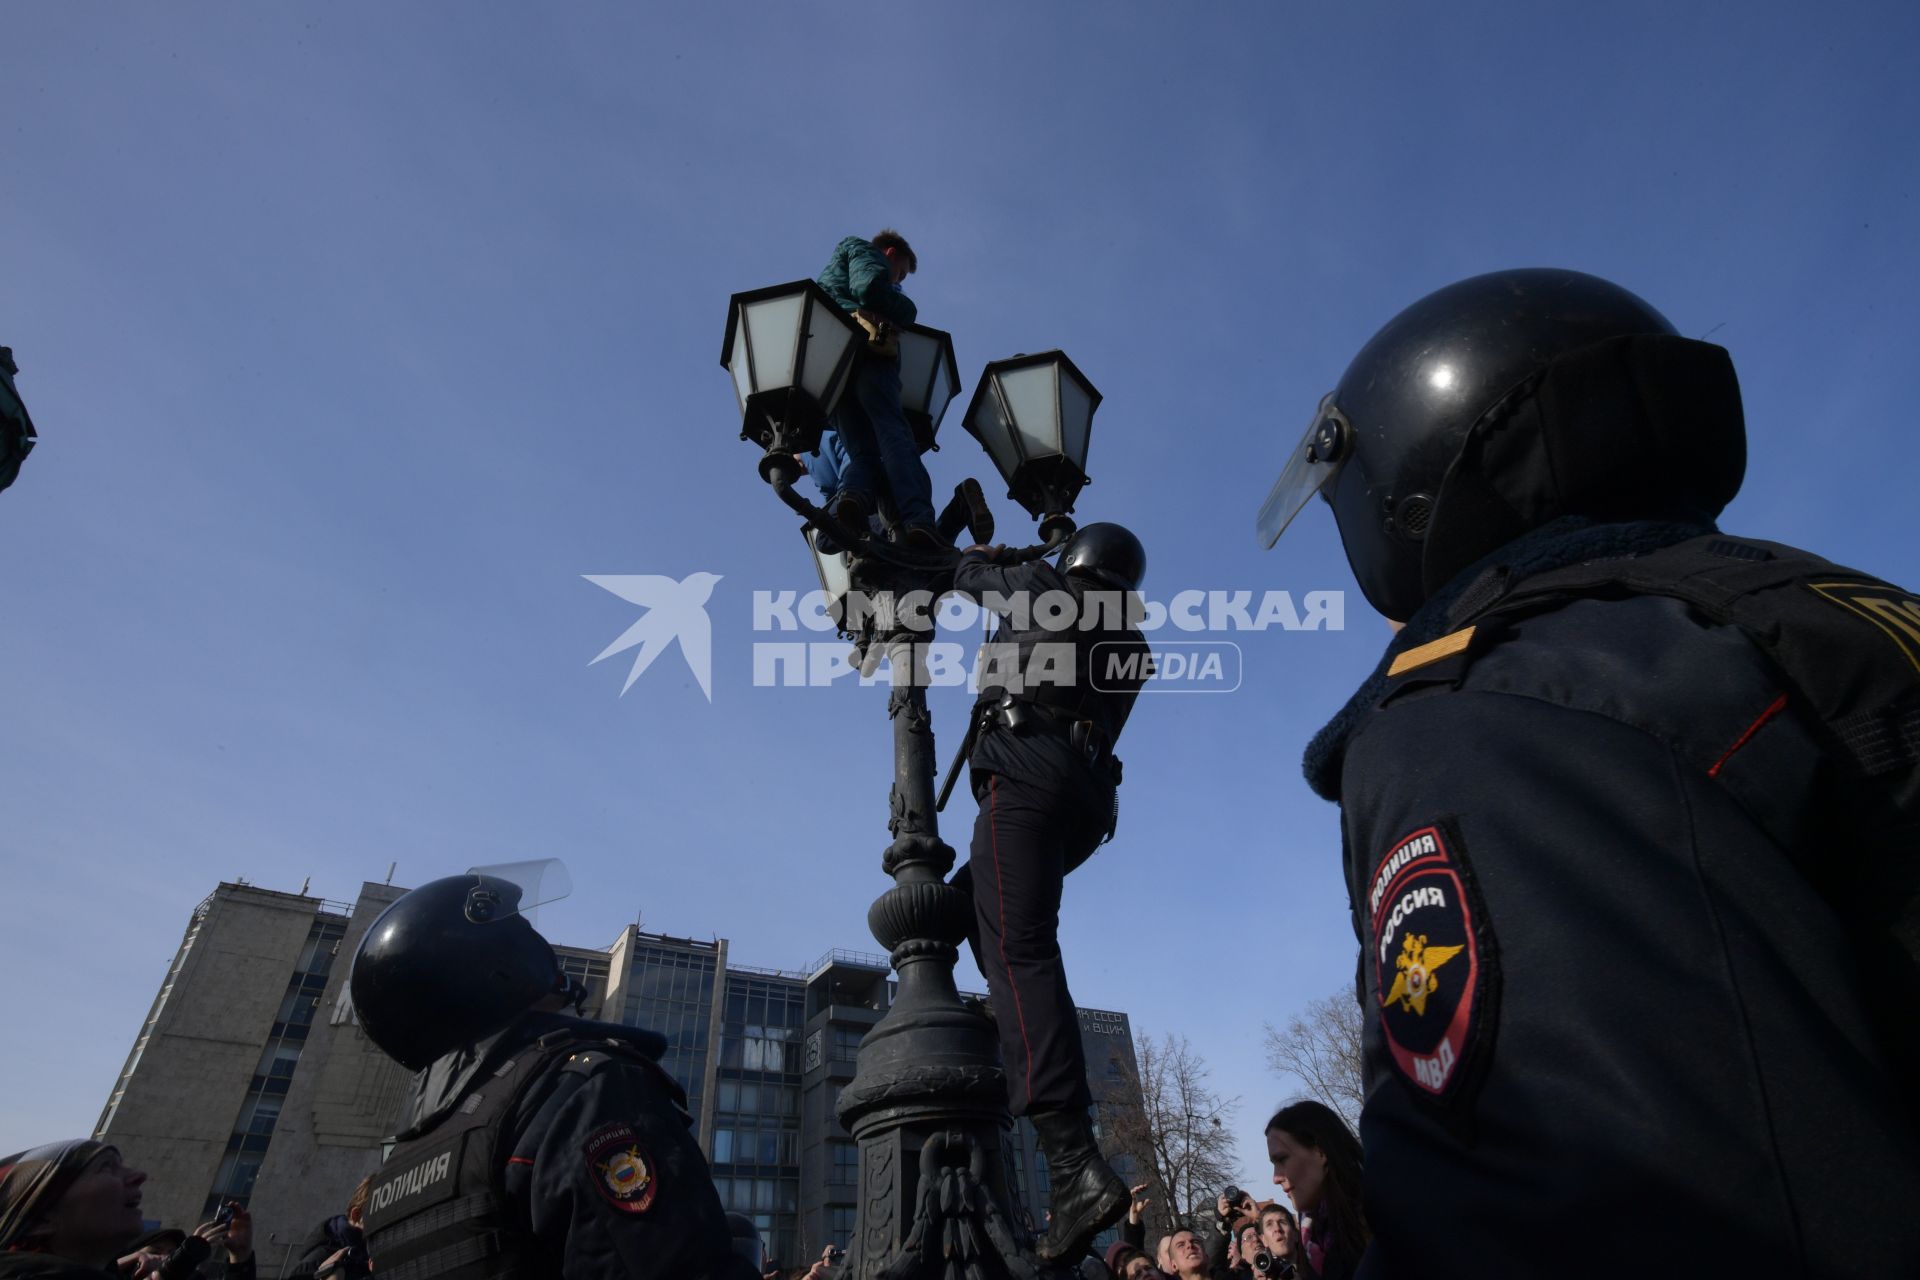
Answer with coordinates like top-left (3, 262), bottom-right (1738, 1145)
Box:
top-left (364, 1010), bottom-right (751, 1280)
top-left (954, 552), bottom-right (1148, 801)
top-left (1307, 518), bottom-right (1920, 1279)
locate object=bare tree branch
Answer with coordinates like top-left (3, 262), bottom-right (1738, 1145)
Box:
top-left (1101, 1031), bottom-right (1241, 1241)
top-left (1261, 988), bottom-right (1366, 1134)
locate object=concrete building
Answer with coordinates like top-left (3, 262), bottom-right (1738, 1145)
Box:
top-left (97, 881), bottom-right (1144, 1275)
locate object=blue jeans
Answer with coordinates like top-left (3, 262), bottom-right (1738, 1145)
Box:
top-left (805, 357), bottom-right (935, 528)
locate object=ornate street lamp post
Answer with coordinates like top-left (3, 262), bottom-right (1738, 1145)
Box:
top-left (0, 347), bottom-right (39, 496)
top-left (725, 295), bottom-right (1103, 1278)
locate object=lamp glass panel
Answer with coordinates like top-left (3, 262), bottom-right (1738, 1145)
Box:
top-left (926, 346), bottom-right (959, 432)
top-left (998, 363), bottom-right (1063, 461)
top-left (741, 292), bottom-right (806, 391)
top-left (968, 381), bottom-right (1022, 478)
top-left (1057, 372), bottom-right (1093, 470)
top-left (728, 311), bottom-right (754, 412)
top-left (896, 330), bottom-right (939, 418)
top-left (800, 302), bottom-right (858, 409)
top-left (808, 529), bottom-right (853, 607)
top-left (925, 376), bottom-right (956, 435)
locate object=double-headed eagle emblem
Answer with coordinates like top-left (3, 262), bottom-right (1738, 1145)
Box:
top-left (1383, 932), bottom-right (1463, 1016)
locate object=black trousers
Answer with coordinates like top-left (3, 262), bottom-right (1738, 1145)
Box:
top-left (950, 767), bottom-right (1108, 1117)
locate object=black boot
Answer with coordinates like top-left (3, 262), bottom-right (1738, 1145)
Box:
top-left (1028, 1107), bottom-right (1128, 1262)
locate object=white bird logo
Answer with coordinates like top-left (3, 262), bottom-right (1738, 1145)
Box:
top-left (584, 572), bottom-right (723, 701)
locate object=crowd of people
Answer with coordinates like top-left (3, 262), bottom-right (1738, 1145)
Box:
top-left (0, 1142), bottom-right (384, 1280)
top-left (1073, 1101), bottom-right (1364, 1280)
top-left (0, 1106), bottom-right (1363, 1280)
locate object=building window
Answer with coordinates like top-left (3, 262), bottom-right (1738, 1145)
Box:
top-left (619, 943), bottom-right (719, 1126)
top-left (829, 1141), bottom-right (858, 1187)
top-left (828, 1207), bottom-right (856, 1249)
top-left (241, 1094), bottom-right (281, 1136)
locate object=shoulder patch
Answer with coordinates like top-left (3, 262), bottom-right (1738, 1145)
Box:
top-left (1368, 823), bottom-right (1498, 1107)
top-left (583, 1122), bottom-right (658, 1214)
top-left (1807, 581), bottom-right (1920, 677)
top-left (1387, 627), bottom-right (1476, 678)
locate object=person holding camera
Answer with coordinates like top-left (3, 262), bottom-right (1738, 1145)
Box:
top-left (1230, 1220), bottom-right (1266, 1277)
top-left (121, 1212), bottom-right (255, 1280)
top-left (1251, 1204), bottom-right (1299, 1279)
top-left (289, 1175), bottom-right (369, 1280)
top-left (789, 1244), bottom-right (841, 1280)
top-left (118, 1206), bottom-right (256, 1280)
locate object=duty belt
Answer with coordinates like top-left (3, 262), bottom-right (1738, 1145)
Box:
top-left (936, 698), bottom-right (1123, 813)
top-left (989, 699), bottom-right (1119, 775)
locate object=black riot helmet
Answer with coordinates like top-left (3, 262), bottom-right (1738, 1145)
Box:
top-left (1256, 269), bottom-right (1746, 621)
top-left (1058, 522), bottom-right (1147, 592)
top-left (349, 866), bottom-right (568, 1072)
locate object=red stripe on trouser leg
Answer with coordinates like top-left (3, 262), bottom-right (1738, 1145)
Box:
top-left (987, 773), bottom-right (1038, 1109)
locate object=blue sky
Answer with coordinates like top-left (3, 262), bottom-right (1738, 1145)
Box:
top-left (4, 2), bottom-right (1916, 1196)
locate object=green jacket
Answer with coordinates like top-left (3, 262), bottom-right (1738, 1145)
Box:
top-left (816, 236), bottom-right (917, 328)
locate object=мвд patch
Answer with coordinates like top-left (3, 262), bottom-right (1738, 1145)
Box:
top-left (583, 1122), bottom-right (658, 1214)
top-left (1368, 823), bottom-right (1497, 1105)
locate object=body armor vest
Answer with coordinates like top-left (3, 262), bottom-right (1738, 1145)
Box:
top-left (1452, 532), bottom-right (1920, 1048)
top-left (971, 575), bottom-right (1150, 744)
top-left (364, 1029), bottom-right (649, 1280)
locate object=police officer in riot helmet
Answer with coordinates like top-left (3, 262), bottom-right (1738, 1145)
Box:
top-left (1258, 268), bottom-right (1920, 1276)
top-left (944, 521), bottom-right (1152, 1262)
top-left (349, 866), bottom-right (755, 1280)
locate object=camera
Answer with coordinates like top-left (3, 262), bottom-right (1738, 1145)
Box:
top-left (1220, 1185), bottom-right (1246, 1210)
top-left (213, 1202), bottom-right (237, 1227)
top-left (1252, 1250), bottom-right (1295, 1278)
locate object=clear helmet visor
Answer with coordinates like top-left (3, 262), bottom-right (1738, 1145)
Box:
top-left (463, 858), bottom-right (572, 927)
top-left (1255, 393), bottom-right (1352, 549)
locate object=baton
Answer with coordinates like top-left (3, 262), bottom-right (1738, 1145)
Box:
top-left (937, 708), bottom-right (986, 812)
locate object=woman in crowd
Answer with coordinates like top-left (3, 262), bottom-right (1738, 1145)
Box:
top-left (0, 1141), bottom-right (149, 1278)
top-left (1, 1140), bottom-right (254, 1280)
top-left (1264, 1102), bottom-right (1367, 1280)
